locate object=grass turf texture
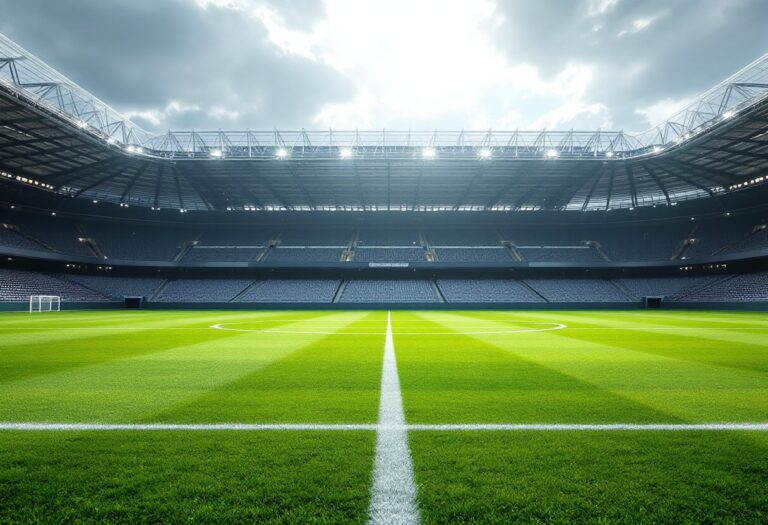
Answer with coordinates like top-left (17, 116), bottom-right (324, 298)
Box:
top-left (1, 309), bottom-right (767, 523)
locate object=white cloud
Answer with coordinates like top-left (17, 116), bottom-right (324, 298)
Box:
top-left (635, 96), bottom-right (694, 127)
top-left (586, 0), bottom-right (619, 17)
top-left (125, 101), bottom-right (200, 127)
top-left (618, 14), bottom-right (661, 37)
top-left (236, 0), bottom-right (608, 129)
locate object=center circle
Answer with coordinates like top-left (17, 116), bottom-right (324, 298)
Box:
top-left (209, 321), bottom-right (567, 336)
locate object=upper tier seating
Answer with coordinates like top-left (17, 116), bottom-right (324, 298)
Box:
top-left (238, 279), bottom-right (341, 302)
top-left (518, 247), bottom-right (604, 263)
top-left (437, 279), bottom-right (544, 302)
top-left (81, 221), bottom-right (191, 261)
top-left (357, 229), bottom-right (421, 246)
top-left (0, 225), bottom-right (47, 252)
top-left (278, 229), bottom-right (352, 246)
top-left (721, 226), bottom-right (768, 255)
top-left (196, 229), bottom-right (274, 246)
top-left (434, 247), bottom-right (512, 263)
top-left (340, 279), bottom-right (439, 302)
top-left (182, 247), bottom-right (265, 263)
top-left (354, 247), bottom-right (426, 262)
top-left (426, 229), bottom-right (501, 246)
top-left (264, 247), bottom-right (344, 262)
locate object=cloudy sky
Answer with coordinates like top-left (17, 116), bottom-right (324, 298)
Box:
top-left (1, 0), bottom-right (767, 133)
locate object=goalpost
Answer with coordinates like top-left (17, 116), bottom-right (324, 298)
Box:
top-left (29, 295), bottom-right (61, 313)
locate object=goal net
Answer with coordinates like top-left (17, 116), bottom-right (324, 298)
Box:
top-left (29, 295), bottom-right (61, 313)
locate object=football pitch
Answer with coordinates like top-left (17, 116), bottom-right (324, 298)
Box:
top-left (1, 309), bottom-right (767, 523)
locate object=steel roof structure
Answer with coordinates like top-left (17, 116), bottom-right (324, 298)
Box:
top-left (1, 32), bottom-right (768, 212)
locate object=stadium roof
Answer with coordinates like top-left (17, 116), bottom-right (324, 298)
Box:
top-left (1, 32), bottom-right (768, 212)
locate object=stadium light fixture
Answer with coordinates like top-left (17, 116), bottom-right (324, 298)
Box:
top-left (77, 120), bottom-right (87, 128)
top-left (275, 148), bottom-right (289, 159)
top-left (605, 151), bottom-right (614, 158)
top-left (722, 110), bottom-right (735, 119)
top-left (339, 147), bottom-right (353, 159)
top-left (126, 145), bottom-right (136, 153)
top-left (106, 137), bottom-right (116, 145)
top-left (210, 149), bottom-right (223, 158)
top-left (653, 146), bottom-right (663, 153)
top-left (479, 148), bottom-right (492, 159)
top-left (422, 147), bottom-right (436, 159)
top-left (545, 149), bottom-right (559, 158)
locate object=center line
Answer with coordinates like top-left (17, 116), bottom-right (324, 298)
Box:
top-left (368, 311), bottom-right (420, 525)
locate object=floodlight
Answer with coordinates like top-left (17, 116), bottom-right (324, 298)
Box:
top-left (210, 149), bottom-right (223, 158)
top-left (77, 120), bottom-right (87, 128)
top-left (276, 148), bottom-right (289, 159)
top-left (653, 146), bottom-right (663, 153)
top-left (339, 147), bottom-right (353, 158)
top-left (422, 147), bottom-right (436, 159)
top-left (605, 151), bottom-right (614, 158)
top-left (545, 149), bottom-right (559, 158)
top-left (136, 147), bottom-right (144, 154)
top-left (722, 110), bottom-right (735, 119)
top-left (126, 145), bottom-right (136, 153)
top-left (106, 137), bottom-right (116, 145)
top-left (479, 148), bottom-right (492, 159)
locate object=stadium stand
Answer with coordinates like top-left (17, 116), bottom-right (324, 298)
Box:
top-left (358, 229), bottom-right (421, 245)
top-left (613, 276), bottom-right (716, 299)
top-left (517, 247), bottom-right (604, 263)
top-left (0, 223), bottom-right (47, 252)
top-left (340, 280), bottom-right (439, 302)
top-left (238, 279), bottom-right (341, 303)
top-left (182, 247), bottom-right (265, 263)
top-left (426, 229), bottom-right (501, 246)
top-left (278, 230), bottom-right (352, 246)
top-left (672, 272), bottom-right (768, 301)
top-left (80, 221), bottom-right (191, 261)
top-left (264, 247), bottom-right (345, 262)
top-left (354, 247), bottom-right (426, 262)
top-left (64, 275), bottom-right (166, 300)
top-left (154, 279), bottom-right (253, 303)
top-left (434, 247), bottom-right (512, 262)
top-left (524, 279), bottom-right (632, 302)
top-left (437, 279), bottom-right (544, 303)
top-left (0, 269), bottom-right (109, 301)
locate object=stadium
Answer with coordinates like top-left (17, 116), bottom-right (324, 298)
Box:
top-left (1, 2), bottom-right (767, 523)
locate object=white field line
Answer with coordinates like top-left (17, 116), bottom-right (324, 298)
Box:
top-left (1, 423), bottom-right (767, 431)
top-left (209, 321), bottom-right (567, 336)
top-left (367, 311), bottom-right (421, 525)
top-left (5, 324), bottom-right (768, 333)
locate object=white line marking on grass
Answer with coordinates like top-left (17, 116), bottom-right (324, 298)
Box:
top-left (0, 423), bottom-right (377, 431)
top-left (209, 321), bottom-right (567, 336)
top-left (1, 422), bottom-right (767, 431)
top-left (406, 423), bottom-right (768, 431)
top-left (368, 311), bottom-right (421, 525)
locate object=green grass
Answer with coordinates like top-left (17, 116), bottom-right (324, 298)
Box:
top-left (1, 309), bottom-right (767, 523)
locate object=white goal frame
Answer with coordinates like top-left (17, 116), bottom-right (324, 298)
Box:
top-left (29, 295), bottom-right (61, 313)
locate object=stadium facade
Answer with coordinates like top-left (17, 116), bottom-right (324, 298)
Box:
top-left (1, 32), bottom-right (767, 309)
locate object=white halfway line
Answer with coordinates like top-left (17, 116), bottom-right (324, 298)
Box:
top-left (0, 423), bottom-right (766, 431)
top-left (367, 311), bottom-right (421, 525)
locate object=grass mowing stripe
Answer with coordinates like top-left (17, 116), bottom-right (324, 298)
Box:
top-left (150, 312), bottom-right (383, 424)
top-left (0, 312), bottom-right (365, 423)
top-left (1, 423), bottom-right (766, 431)
top-left (368, 311), bottom-right (420, 525)
top-left (428, 311), bottom-right (768, 423)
